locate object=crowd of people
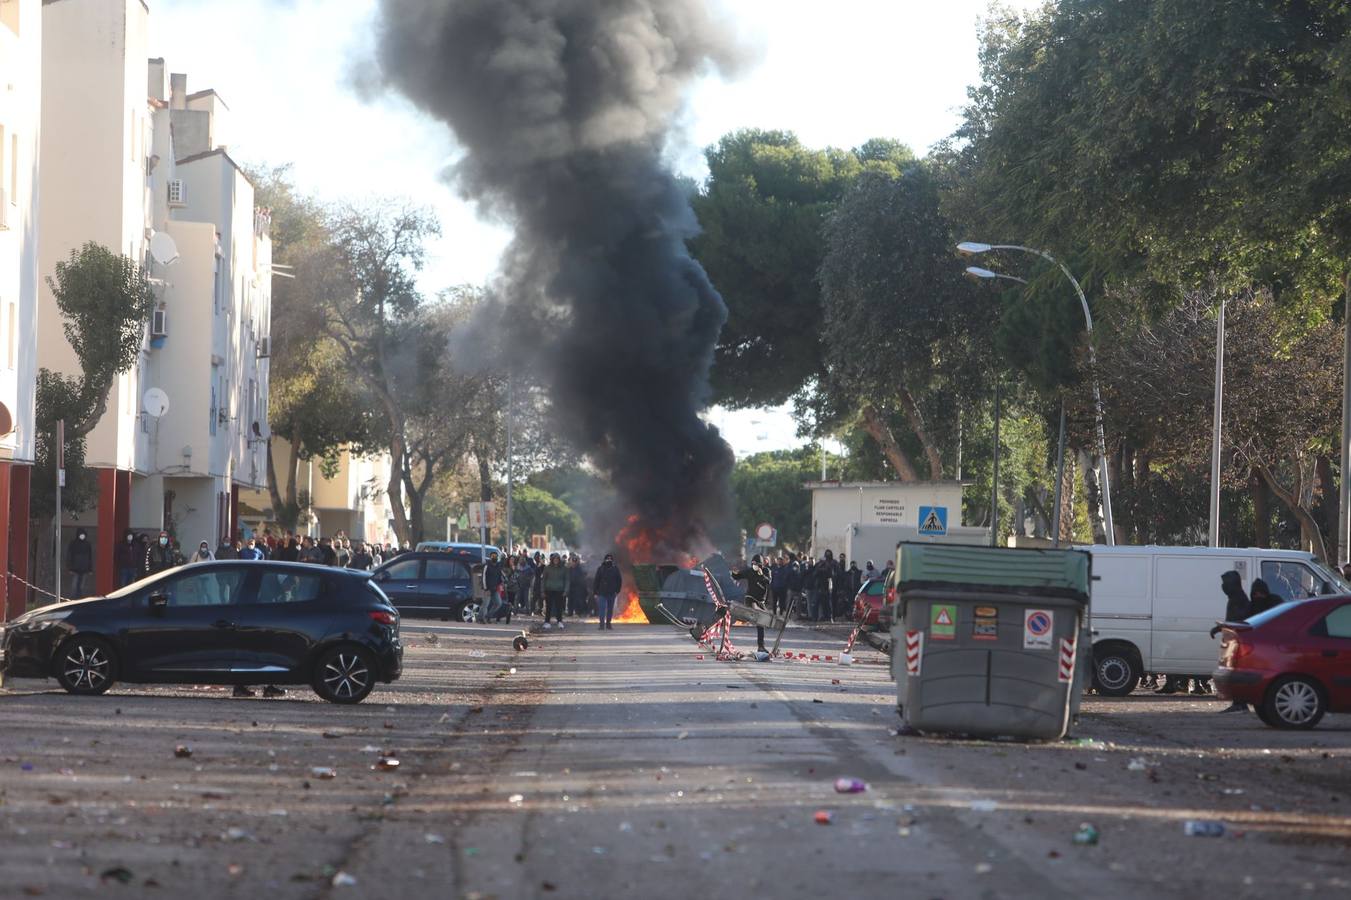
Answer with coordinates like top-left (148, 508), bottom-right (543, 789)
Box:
top-left (479, 549), bottom-right (625, 630)
top-left (752, 549), bottom-right (891, 623)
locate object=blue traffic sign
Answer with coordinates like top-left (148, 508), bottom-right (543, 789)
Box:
top-left (918, 506), bottom-right (948, 536)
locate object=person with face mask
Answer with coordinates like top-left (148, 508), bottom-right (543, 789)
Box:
top-left (145, 531), bottom-right (177, 576)
top-left (66, 528), bottom-right (94, 598)
top-left (189, 541), bottom-right (215, 564)
top-left (592, 553), bottom-right (623, 631)
top-left (115, 529), bottom-right (140, 587)
top-left (238, 538), bottom-right (264, 561)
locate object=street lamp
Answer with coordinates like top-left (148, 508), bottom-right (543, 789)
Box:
top-left (957, 242), bottom-right (1115, 546)
top-left (964, 268), bottom-right (1071, 548)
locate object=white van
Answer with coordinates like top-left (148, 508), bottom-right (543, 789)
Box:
top-left (1084, 545), bottom-right (1349, 695)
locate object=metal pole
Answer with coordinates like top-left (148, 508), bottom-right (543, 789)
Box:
top-left (1209, 298), bottom-right (1226, 547)
top-left (54, 420), bottom-right (64, 602)
top-left (1052, 399), bottom-right (1066, 548)
top-left (505, 374), bottom-right (514, 555)
top-left (991, 381), bottom-right (1001, 548)
top-left (1340, 270), bottom-right (1351, 564)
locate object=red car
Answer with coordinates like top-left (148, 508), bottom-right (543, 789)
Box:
top-left (1213, 596), bottom-right (1351, 729)
top-left (852, 577), bottom-right (893, 629)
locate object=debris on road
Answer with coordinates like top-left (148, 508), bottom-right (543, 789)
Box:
top-left (1072, 824), bottom-right (1100, 846)
top-left (310, 767), bottom-right (337, 780)
top-left (99, 867), bottom-right (134, 884)
top-left (332, 871), bottom-right (358, 887)
top-left (373, 758), bottom-right (400, 771)
top-left (814, 810), bottom-right (833, 825)
top-left (1183, 820), bottom-right (1226, 837)
top-left (173, 745), bottom-right (193, 758)
top-left (834, 778), bottom-right (868, 794)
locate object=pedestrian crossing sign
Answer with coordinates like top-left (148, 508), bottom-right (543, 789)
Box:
top-left (918, 505), bottom-right (948, 536)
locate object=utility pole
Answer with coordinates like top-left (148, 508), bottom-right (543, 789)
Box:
top-left (505, 374), bottom-right (514, 554)
top-left (1340, 271), bottom-right (1351, 564)
top-left (1209, 298), bottom-right (1226, 547)
top-left (1052, 400), bottom-right (1066, 548)
top-left (990, 382), bottom-right (1001, 548)
top-left (54, 420), bottom-right (64, 602)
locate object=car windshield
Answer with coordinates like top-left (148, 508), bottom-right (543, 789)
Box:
top-left (1310, 561), bottom-right (1351, 595)
top-left (105, 570), bottom-right (170, 599)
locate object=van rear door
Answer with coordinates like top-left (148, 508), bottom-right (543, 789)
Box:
top-left (1089, 554), bottom-right (1153, 669)
top-left (1151, 554), bottom-right (1253, 673)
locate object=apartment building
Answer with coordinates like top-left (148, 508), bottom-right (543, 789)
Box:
top-left (38, 0), bottom-right (270, 593)
top-left (0, 0), bottom-right (40, 618)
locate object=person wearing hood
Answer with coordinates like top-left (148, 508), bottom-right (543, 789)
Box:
top-left (1247, 578), bottom-right (1281, 617)
top-left (145, 531), bottom-right (177, 576)
top-left (1212, 569), bottom-right (1252, 712)
top-left (66, 528), bottom-right (94, 598)
top-left (541, 552), bottom-right (568, 629)
top-left (592, 553), bottom-right (623, 630)
top-left (189, 541), bottom-right (215, 563)
top-left (115, 529), bottom-right (140, 587)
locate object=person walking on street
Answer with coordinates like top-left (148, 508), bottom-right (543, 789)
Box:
top-left (298, 536), bottom-right (324, 565)
top-left (66, 528), bottom-right (94, 599)
top-left (216, 538), bottom-right (238, 560)
top-left (769, 556), bottom-right (788, 616)
top-left (542, 552), bottom-right (568, 629)
top-left (531, 552), bottom-right (546, 616)
top-left (145, 531), bottom-right (176, 576)
top-left (593, 553), bottom-right (622, 630)
top-left (115, 529), bottom-right (140, 587)
top-left (189, 541), bottom-right (214, 563)
top-left (318, 537), bottom-right (337, 567)
top-left (1247, 578), bottom-right (1280, 617)
top-left (347, 541), bottom-right (374, 572)
top-left (1212, 569), bottom-right (1252, 713)
top-left (482, 551), bottom-right (505, 622)
top-left (276, 536), bottom-right (300, 563)
top-left (734, 554), bottom-right (771, 654)
top-left (238, 538), bottom-right (264, 561)
top-left (812, 551), bottom-right (835, 623)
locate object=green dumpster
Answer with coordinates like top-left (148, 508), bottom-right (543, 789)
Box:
top-left (890, 543), bottom-right (1092, 740)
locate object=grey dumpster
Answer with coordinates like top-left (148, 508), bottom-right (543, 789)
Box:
top-left (890, 542), bottom-right (1091, 740)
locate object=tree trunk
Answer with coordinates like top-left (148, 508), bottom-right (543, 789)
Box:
top-left (1079, 449), bottom-right (1105, 543)
top-left (386, 427), bottom-right (411, 547)
top-left (1059, 454), bottom-right (1076, 544)
top-left (1255, 463), bottom-right (1330, 562)
top-left (477, 453), bottom-right (494, 543)
top-left (1250, 470), bottom-right (1270, 547)
top-left (859, 405), bottom-right (920, 482)
top-left (896, 388), bottom-right (943, 480)
top-left (1317, 454), bottom-right (1338, 549)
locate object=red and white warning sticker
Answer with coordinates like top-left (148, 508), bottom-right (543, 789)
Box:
top-left (1058, 634), bottom-right (1077, 683)
top-left (905, 629), bottom-right (923, 676)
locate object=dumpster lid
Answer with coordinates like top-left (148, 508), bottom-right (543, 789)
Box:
top-left (897, 542), bottom-right (1090, 600)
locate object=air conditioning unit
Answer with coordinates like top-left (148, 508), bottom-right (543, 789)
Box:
top-left (150, 308), bottom-right (168, 337)
top-left (0, 187), bottom-right (10, 230)
top-left (167, 179), bottom-right (186, 207)
top-left (256, 336), bottom-right (270, 358)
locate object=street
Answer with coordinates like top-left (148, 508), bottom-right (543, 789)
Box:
top-left (2, 621), bottom-right (1350, 899)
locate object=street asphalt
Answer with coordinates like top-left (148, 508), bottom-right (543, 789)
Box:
top-left (2, 618), bottom-right (1350, 899)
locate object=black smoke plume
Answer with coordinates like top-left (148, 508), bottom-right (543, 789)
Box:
top-left (371, 0), bottom-right (743, 556)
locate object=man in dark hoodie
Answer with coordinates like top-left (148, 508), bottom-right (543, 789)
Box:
top-left (66, 528), bottom-right (94, 598)
top-left (1212, 569), bottom-right (1252, 712)
top-left (1247, 578), bottom-right (1281, 617)
top-left (115, 529), bottom-right (140, 587)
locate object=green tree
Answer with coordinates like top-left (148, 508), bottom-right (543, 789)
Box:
top-left (511, 484), bottom-right (582, 547)
top-left (730, 448), bottom-right (820, 549)
top-left (817, 164), bottom-right (996, 480)
top-left (690, 130), bottom-right (912, 407)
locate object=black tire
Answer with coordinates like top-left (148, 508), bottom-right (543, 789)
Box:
top-left (460, 602), bottom-right (480, 624)
top-left (54, 635), bottom-right (117, 696)
top-left (1261, 675), bottom-right (1325, 729)
top-left (1091, 645), bottom-right (1139, 697)
top-left (312, 645), bottom-right (376, 704)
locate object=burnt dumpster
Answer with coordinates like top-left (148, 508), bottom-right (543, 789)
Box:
top-left (890, 542), bottom-right (1091, 740)
top-left (633, 555), bottom-right (747, 627)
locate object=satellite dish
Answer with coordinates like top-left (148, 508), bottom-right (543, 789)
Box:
top-left (142, 388), bottom-right (170, 418)
top-left (148, 231), bottom-right (179, 266)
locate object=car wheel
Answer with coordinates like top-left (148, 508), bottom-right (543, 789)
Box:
top-left (1091, 646), bottom-right (1138, 697)
top-left (312, 645), bottom-right (376, 704)
top-left (55, 636), bottom-right (117, 696)
top-left (1261, 675), bottom-right (1325, 729)
top-left (460, 602), bottom-right (480, 624)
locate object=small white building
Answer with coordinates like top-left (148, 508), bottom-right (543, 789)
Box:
top-left (0, 0), bottom-right (41, 617)
top-left (806, 480), bottom-right (971, 558)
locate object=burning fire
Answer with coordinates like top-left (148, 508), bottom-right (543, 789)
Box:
top-left (609, 515), bottom-right (707, 623)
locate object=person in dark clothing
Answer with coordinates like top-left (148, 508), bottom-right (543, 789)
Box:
top-left (733, 555), bottom-right (770, 654)
top-left (541, 553), bottom-right (568, 628)
top-left (238, 538), bottom-right (265, 561)
top-left (115, 529), bottom-right (140, 587)
top-left (531, 552), bottom-right (546, 616)
top-left (565, 554), bottom-right (590, 618)
top-left (482, 552), bottom-right (505, 622)
top-left (216, 539), bottom-right (238, 560)
top-left (769, 556), bottom-right (788, 616)
top-left (134, 533), bottom-right (152, 577)
top-left (786, 554), bottom-right (805, 619)
top-left (812, 552), bottom-right (835, 622)
top-left (66, 528), bottom-right (94, 598)
top-left (1213, 569), bottom-right (1251, 712)
top-left (1247, 578), bottom-right (1280, 617)
top-left (592, 553), bottom-right (623, 630)
top-left (275, 538), bottom-right (300, 563)
top-left (145, 531), bottom-right (176, 576)
top-left (347, 541), bottom-right (375, 571)
top-left (318, 537), bottom-right (337, 567)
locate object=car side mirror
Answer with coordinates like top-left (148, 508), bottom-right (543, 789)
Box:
top-left (149, 592), bottom-right (168, 611)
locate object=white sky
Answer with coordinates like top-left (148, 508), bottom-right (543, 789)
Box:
top-left (150, 0), bottom-right (1039, 458)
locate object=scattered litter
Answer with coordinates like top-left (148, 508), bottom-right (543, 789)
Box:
top-left (974, 862), bottom-right (993, 874)
top-left (227, 864), bottom-right (244, 878)
top-left (1221, 788), bottom-right (1246, 796)
top-left (834, 778), bottom-right (868, 794)
top-left (1072, 824), bottom-right (1099, 846)
top-left (268, 808), bottom-right (289, 817)
top-left (332, 872), bottom-right (358, 887)
top-left (509, 667), bottom-right (517, 674)
top-left (831, 679), bottom-right (841, 685)
top-left (173, 745), bottom-right (193, 759)
top-left (513, 635), bottom-right (529, 651)
top-left (360, 745), bottom-right (382, 753)
top-left (969, 799), bottom-right (998, 812)
top-left (1183, 820), bottom-right (1226, 838)
top-left (676, 731), bottom-right (688, 740)
top-left (695, 655), bottom-right (704, 660)
top-left (373, 758), bottom-right (400, 771)
top-left (754, 650), bottom-right (770, 662)
top-left (1126, 757), bottom-right (1151, 771)
top-left (814, 810), bottom-right (833, 825)
top-left (99, 867), bottom-right (134, 885)
top-left (19, 762), bottom-right (33, 772)
top-left (811, 698), bottom-right (824, 704)
top-left (509, 794), bottom-right (525, 805)
top-left (224, 827), bottom-right (255, 842)
top-left (424, 833), bottom-right (445, 845)
top-left (468, 650), bottom-right (487, 658)
top-left (310, 767), bottom-right (337, 780)
top-left (619, 822), bottom-right (633, 833)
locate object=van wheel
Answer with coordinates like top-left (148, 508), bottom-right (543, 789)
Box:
top-left (1092, 647), bottom-right (1138, 697)
top-left (1261, 676), bottom-right (1325, 729)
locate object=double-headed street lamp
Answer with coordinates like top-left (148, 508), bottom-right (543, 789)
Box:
top-left (958, 243), bottom-right (1115, 546)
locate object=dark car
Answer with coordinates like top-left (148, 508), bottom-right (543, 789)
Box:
top-left (412, 542), bottom-right (503, 565)
top-left (371, 552), bottom-right (477, 621)
top-left (1213, 596), bottom-right (1351, 729)
top-left (0, 561), bottom-right (402, 704)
